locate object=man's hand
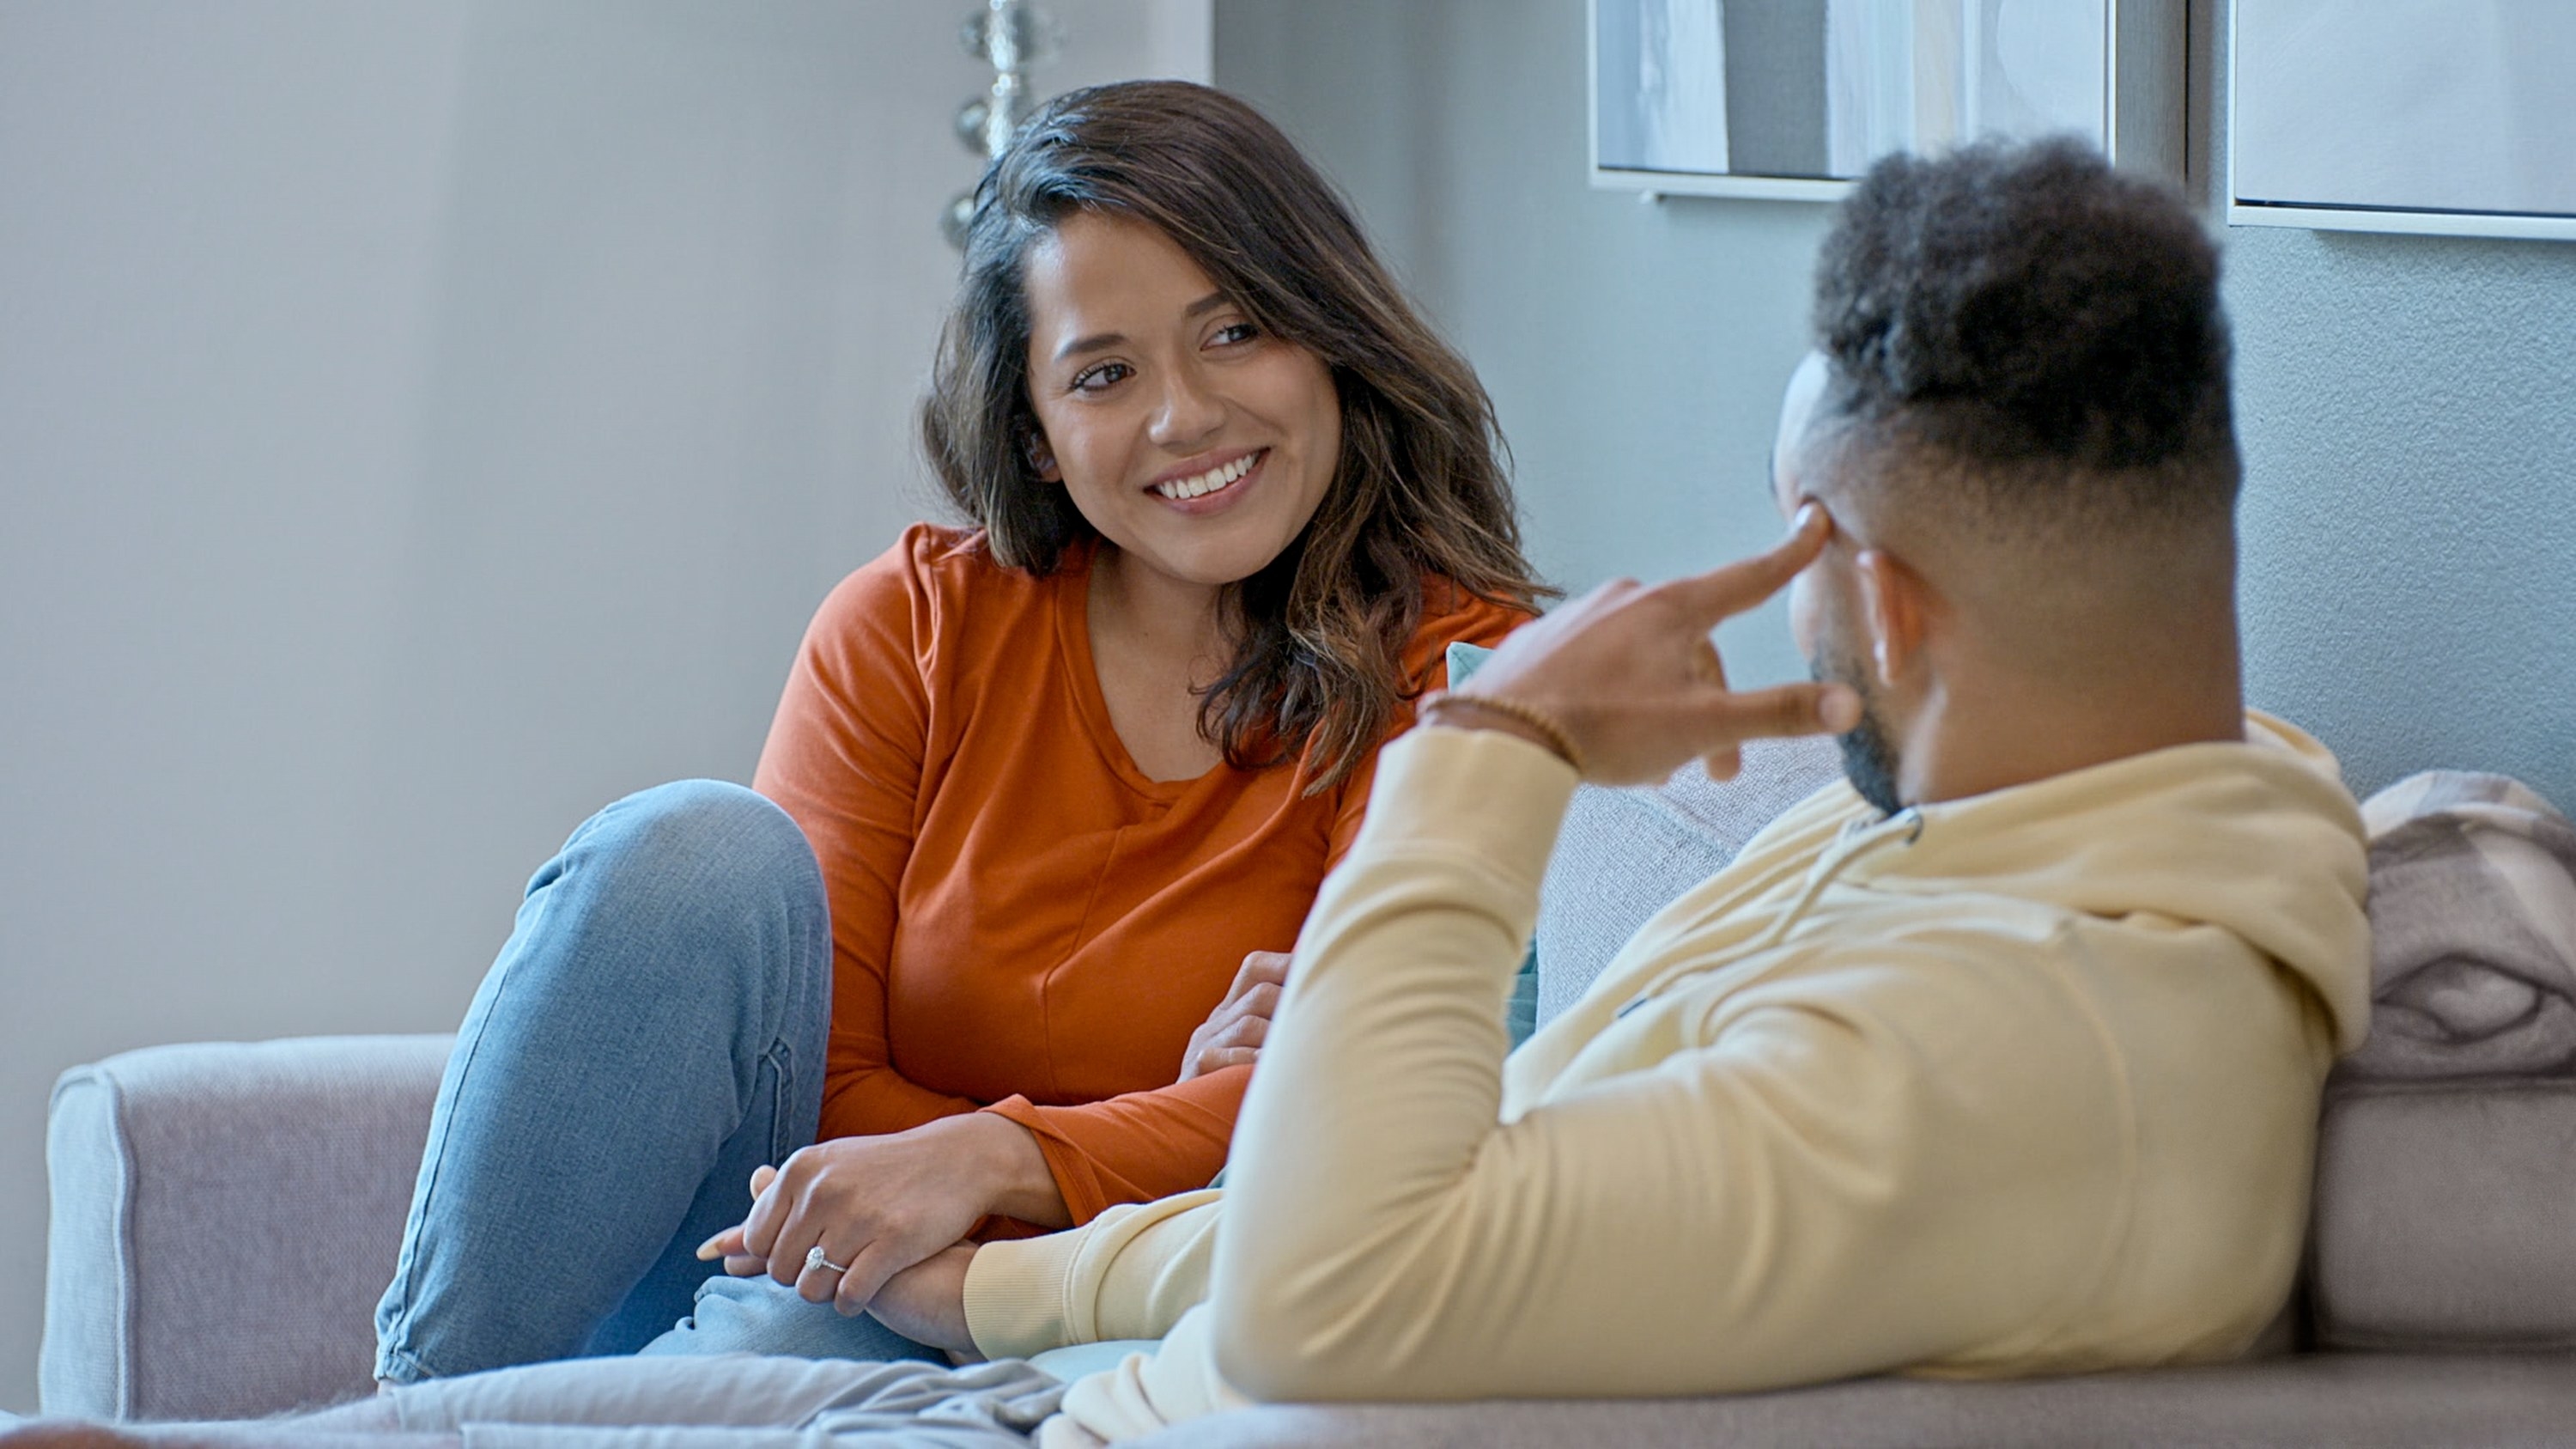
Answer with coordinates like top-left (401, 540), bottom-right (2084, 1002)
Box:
top-left (1177, 950), bottom-right (1289, 1081)
top-left (1431, 504), bottom-right (1860, 786)
top-left (866, 1243), bottom-right (981, 1356)
top-left (695, 1113), bottom-right (1064, 1316)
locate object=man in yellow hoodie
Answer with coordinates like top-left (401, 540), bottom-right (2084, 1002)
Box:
top-left (7, 137), bottom-right (2370, 1449)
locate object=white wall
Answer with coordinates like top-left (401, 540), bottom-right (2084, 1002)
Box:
top-left (2, 0), bottom-right (1201, 1411)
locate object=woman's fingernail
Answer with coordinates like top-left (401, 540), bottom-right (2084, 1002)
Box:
top-left (696, 1234), bottom-right (726, 1260)
top-left (1820, 685), bottom-right (1862, 733)
top-left (1793, 502), bottom-right (1823, 533)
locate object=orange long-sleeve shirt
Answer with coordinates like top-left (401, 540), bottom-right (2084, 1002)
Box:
top-left (753, 523), bottom-right (1527, 1224)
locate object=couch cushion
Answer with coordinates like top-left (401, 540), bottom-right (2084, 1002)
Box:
top-left (2311, 1078), bottom-right (2576, 1351)
top-left (1133, 1351), bottom-right (2576, 1448)
top-left (1534, 734), bottom-right (1843, 1024)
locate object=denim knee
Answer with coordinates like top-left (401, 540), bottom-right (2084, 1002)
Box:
top-left (497, 778), bottom-right (834, 1075)
top-left (553, 778), bottom-right (823, 965)
top-left (578, 780), bottom-right (821, 912)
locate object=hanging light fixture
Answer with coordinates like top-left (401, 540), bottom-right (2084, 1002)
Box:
top-left (944, 0), bottom-right (1058, 249)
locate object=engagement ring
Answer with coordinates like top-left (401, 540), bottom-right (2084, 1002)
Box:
top-left (805, 1244), bottom-right (848, 1276)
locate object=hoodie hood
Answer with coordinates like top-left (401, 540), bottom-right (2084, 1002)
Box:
top-left (1839, 712), bottom-right (2372, 1053)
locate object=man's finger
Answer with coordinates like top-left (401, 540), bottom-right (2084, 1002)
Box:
top-left (1661, 504), bottom-right (1832, 624)
top-left (1698, 679), bottom-right (1862, 746)
top-left (1704, 743), bottom-right (1743, 782)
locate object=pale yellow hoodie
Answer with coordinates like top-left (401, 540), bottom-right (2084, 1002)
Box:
top-left (963, 715), bottom-right (2372, 1446)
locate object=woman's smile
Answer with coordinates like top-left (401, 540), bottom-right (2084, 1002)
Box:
top-left (1149, 447), bottom-right (1267, 509)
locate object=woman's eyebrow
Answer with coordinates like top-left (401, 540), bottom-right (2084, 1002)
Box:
top-left (1053, 292), bottom-right (1232, 362)
top-left (1054, 331), bottom-right (1124, 362)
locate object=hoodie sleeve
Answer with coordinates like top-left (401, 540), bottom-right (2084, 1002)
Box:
top-left (963, 1190), bottom-right (1226, 1358)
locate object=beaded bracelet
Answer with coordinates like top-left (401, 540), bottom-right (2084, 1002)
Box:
top-left (1422, 690), bottom-right (1587, 776)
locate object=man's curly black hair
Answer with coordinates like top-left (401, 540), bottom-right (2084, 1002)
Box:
top-left (1811, 137), bottom-right (2236, 525)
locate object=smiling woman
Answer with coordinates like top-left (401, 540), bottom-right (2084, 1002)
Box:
top-left (364, 79), bottom-right (1548, 1383)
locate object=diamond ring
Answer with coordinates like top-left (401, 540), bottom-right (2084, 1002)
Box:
top-left (805, 1244), bottom-right (849, 1275)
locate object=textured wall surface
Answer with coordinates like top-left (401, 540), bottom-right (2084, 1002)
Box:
top-left (2229, 226), bottom-right (2576, 811)
top-left (1219, 0), bottom-right (2576, 807)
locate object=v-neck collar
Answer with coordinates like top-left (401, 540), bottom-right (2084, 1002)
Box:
top-left (1052, 542), bottom-right (1212, 803)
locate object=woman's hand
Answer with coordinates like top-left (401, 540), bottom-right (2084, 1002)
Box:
top-left (695, 1112), bottom-right (1066, 1315)
top-left (1178, 950), bottom-right (1289, 1081)
top-left (865, 1243), bottom-right (982, 1357)
top-left (1425, 505), bottom-right (1860, 786)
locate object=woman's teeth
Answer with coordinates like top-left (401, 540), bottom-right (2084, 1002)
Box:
top-left (1155, 452), bottom-right (1259, 500)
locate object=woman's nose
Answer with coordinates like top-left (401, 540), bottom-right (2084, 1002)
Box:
top-left (1148, 364), bottom-right (1226, 451)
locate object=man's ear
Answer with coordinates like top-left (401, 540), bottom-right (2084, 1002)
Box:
top-left (1853, 547), bottom-right (1930, 689)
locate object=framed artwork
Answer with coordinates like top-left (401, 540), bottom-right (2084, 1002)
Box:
top-left (2227, 0), bottom-right (2576, 242)
top-left (1590, 0), bottom-right (2184, 202)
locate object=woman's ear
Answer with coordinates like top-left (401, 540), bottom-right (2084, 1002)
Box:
top-left (1853, 546), bottom-right (1929, 690)
top-left (1025, 432), bottom-right (1060, 483)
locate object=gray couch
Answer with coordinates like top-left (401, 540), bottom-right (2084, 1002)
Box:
top-left (42, 738), bottom-right (2576, 1445)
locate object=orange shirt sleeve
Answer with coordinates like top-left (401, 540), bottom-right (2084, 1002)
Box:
top-left (984, 1071), bottom-right (1248, 1225)
top-left (756, 531), bottom-right (981, 1141)
top-left (980, 588), bottom-right (1536, 1223)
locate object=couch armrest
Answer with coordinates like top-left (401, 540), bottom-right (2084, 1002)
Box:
top-left (41, 1034), bottom-right (454, 1421)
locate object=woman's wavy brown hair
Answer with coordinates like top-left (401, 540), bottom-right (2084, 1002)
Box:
top-left (920, 80), bottom-right (1546, 789)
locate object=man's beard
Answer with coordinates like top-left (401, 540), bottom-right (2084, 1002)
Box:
top-left (1813, 654), bottom-right (1904, 818)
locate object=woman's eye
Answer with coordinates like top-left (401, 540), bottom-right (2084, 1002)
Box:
top-left (1071, 362), bottom-right (1131, 393)
top-left (1211, 322), bottom-right (1261, 347)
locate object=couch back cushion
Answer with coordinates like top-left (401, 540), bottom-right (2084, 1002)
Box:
top-left (1534, 734), bottom-right (1843, 1024)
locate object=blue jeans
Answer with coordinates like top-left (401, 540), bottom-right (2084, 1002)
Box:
top-left (374, 780), bottom-right (936, 1381)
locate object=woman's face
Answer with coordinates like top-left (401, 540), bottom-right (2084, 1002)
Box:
top-left (1020, 211), bottom-right (1342, 596)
